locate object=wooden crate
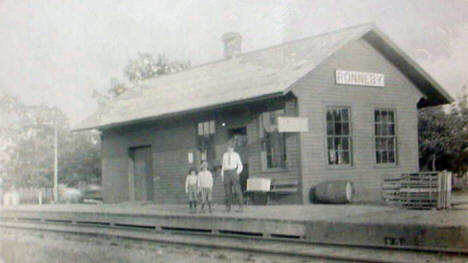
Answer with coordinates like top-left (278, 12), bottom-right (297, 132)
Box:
top-left (437, 171), bottom-right (451, 209)
top-left (382, 177), bottom-right (400, 204)
top-left (383, 172), bottom-right (452, 209)
top-left (399, 172), bottom-right (451, 210)
top-left (400, 173), bottom-right (437, 209)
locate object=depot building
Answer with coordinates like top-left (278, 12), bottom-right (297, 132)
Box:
top-left (75, 24), bottom-right (453, 204)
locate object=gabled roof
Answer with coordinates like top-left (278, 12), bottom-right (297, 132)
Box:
top-left (74, 23), bottom-right (453, 131)
top-left (361, 27), bottom-right (453, 107)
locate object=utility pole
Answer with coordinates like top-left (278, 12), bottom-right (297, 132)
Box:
top-left (53, 118), bottom-right (58, 203)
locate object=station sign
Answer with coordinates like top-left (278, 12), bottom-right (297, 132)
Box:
top-left (336, 70), bottom-right (385, 87)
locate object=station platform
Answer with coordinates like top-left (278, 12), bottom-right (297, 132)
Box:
top-left (0, 202), bottom-right (467, 253)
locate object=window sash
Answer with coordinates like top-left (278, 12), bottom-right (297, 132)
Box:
top-left (374, 110), bottom-right (396, 164)
top-left (326, 107), bottom-right (352, 165)
top-left (265, 131), bottom-right (287, 168)
top-left (260, 109), bottom-right (287, 169)
top-left (197, 120), bottom-right (215, 136)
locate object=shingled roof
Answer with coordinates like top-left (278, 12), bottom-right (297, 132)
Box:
top-left (74, 23), bottom-right (453, 131)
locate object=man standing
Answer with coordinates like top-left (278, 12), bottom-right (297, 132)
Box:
top-left (221, 141), bottom-right (243, 212)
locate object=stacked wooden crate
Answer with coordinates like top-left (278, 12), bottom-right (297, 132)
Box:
top-left (382, 172), bottom-right (452, 209)
top-left (437, 171), bottom-right (452, 209)
top-left (400, 172), bottom-right (439, 209)
top-left (382, 177), bottom-right (401, 205)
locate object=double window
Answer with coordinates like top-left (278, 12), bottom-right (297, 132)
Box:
top-left (374, 109), bottom-right (396, 164)
top-left (197, 120), bottom-right (215, 136)
top-left (326, 107), bottom-right (352, 165)
top-left (197, 120), bottom-right (215, 161)
top-left (260, 109), bottom-right (287, 169)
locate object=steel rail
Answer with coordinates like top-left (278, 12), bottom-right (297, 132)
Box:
top-left (1, 212), bottom-right (467, 255)
top-left (0, 220), bottom-right (465, 263)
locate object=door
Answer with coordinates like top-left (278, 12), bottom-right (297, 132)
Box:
top-left (228, 127), bottom-right (249, 192)
top-left (131, 146), bottom-right (153, 201)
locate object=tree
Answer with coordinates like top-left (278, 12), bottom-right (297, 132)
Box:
top-left (60, 130), bottom-right (101, 187)
top-left (108, 77), bottom-right (128, 97)
top-left (107, 53), bottom-right (190, 97)
top-left (0, 93), bottom-right (22, 168)
top-left (4, 104), bottom-right (69, 187)
top-left (124, 53), bottom-right (162, 85)
top-left (418, 107), bottom-right (463, 170)
top-left (418, 87), bottom-right (468, 172)
top-left (1, 95), bottom-right (101, 188)
top-left (449, 86), bottom-right (468, 172)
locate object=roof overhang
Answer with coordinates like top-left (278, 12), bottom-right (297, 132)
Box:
top-left (73, 91), bottom-right (285, 131)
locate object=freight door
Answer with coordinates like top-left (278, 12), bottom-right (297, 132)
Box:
top-left (132, 146), bottom-right (154, 201)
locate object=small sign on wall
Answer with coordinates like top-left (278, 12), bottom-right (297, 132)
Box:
top-left (336, 70), bottom-right (384, 87)
top-left (277, 117), bottom-right (309, 132)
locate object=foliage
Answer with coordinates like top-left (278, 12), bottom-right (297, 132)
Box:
top-left (1, 94), bottom-right (101, 188)
top-left (107, 53), bottom-right (190, 97)
top-left (418, 87), bottom-right (468, 171)
top-left (108, 77), bottom-right (127, 97)
top-left (451, 87), bottom-right (468, 172)
top-left (59, 131), bottom-right (101, 187)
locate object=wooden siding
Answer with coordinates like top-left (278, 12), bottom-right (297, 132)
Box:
top-left (100, 37), bottom-right (425, 205)
top-left (100, 98), bottom-right (302, 204)
top-left (293, 38), bottom-right (423, 203)
top-left (247, 99), bottom-right (301, 203)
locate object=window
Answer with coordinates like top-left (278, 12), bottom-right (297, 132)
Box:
top-left (197, 120), bottom-right (215, 162)
top-left (326, 107), bottom-right (352, 165)
top-left (374, 109), bottom-right (396, 164)
top-left (197, 120), bottom-right (215, 136)
top-left (260, 109), bottom-right (287, 169)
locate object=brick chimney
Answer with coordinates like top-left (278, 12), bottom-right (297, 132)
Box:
top-left (222, 32), bottom-right (242, 59)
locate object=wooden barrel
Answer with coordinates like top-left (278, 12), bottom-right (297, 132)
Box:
top-left (313, 180), bottom-right (353, 204)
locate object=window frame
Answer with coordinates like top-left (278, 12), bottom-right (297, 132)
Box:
top-left (324, 105), bottom-right (353, 168)
top-left (196, 120), bottom-right (216, 163)
top-left (373, 108), bottom-right (398, 167)
top-left (259, 109), bottom-right (288, 172)
top-left (197, 120), bottom-right (215, 136)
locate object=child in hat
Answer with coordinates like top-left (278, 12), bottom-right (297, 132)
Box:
top-left (185, 167), bottom-right (198, 213)
top-left (197, 161), bottom-right (213, 213)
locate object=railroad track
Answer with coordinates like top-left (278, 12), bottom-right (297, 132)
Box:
top-left (0, 218), bottom-right (466, 263)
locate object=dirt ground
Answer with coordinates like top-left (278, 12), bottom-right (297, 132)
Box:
top-left (1, 227), bottom-right (467, 263)
top-left (0, 228), bottom-right (343, 263)
top-left (452, 189), bottom-right (468, 203)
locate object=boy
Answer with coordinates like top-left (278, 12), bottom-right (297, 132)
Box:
top-left (185, 167), bottom-right (198, 213)
top-left (197, 161), bottom-right (213, 213)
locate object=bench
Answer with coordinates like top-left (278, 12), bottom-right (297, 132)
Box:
top-left (270, 177), bottom-right (299, 194)
top-left (245, 177), bottom-right (298, 205)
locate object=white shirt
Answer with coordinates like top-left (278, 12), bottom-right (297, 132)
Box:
top-left (197, 170), bottom-right (213, 188)
top-left (185, 174), bottom-right (198, 192)
top-left (221, 151), bottom-right (243, 177)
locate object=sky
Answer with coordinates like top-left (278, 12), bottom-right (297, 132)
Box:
top-left (1, 0), bottom-right (468, 125)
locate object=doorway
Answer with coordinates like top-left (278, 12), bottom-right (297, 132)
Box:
top-left (228, 127), bottom-right (249, 193)
top-left (129, 146), bottom-right (153, 201)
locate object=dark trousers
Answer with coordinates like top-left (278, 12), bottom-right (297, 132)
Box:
top-left (223, 169), bottom-right (243, 208)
